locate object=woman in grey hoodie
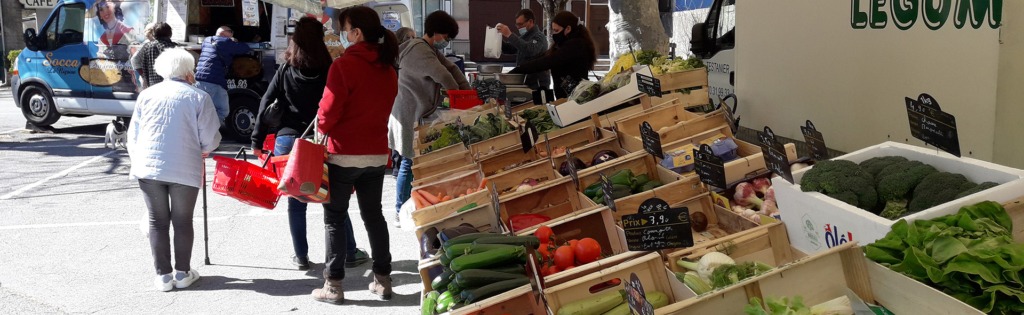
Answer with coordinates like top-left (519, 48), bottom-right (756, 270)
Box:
top-left (388, 11), bottom-right (470, 222)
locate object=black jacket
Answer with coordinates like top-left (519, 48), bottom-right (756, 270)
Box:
top-left (251, 64), bottom-right (329, 149)
top-left (510, 33), bottom-right (594, 99)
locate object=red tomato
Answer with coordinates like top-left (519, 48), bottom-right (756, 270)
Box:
top-left (546, 265), bottom-right (562, 276)
top-left (540, 262), bottom-right (552, 276)
top-left (535, 225), bottom-right (555, 244)
top-left (573, 238), bottom-right (602, 264)
top-left (538, 244), bottom-right (553, 261)
top-left (554, 245), bottom-right (575, 270)
top-left (568, 239), bottom-right (579, 248)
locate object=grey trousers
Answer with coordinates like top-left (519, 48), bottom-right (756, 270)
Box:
top-left (139, 179), bottom-right (199, 275)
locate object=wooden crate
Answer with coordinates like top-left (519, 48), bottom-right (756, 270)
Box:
top-left (544, 252), bottom-right (681, 315)
top-left (414, 142), bottom-right (468, 165)
top-left (656, 243), bottom-right (872, 314)
top-left (499, 178), bottom-right (595, 233)
top-left (469, 131), bottom-right (521, 158)
top-left (415, 104), bottom-right (501, 145)
top-left (658, 124), bottom-right (799, 185)
top-left (412, 150), bottom-right (475, 181)
top-left (414, 203), bottom-right (501, 263)
top-left (450, 284), bottom-right (547, 315)
top-left (575, 151), bottom-right (689, 214)
top-left (615, 100), bottom-right (706, 153)
top-left (412, 164), bottom-right (479, 188)
top-left (654, 68), bottom-right (708, 92)
top-left (550, 136), bottom-right (629, 175)
top-left (515, 206), bottom-right (629, 287)
top-left (488, 160), bottom-right (560, 200)
top-left (652, 88), bottom-right (711, 110)
top-left (477, 121), bottom-right (607, 177)
top-left (412, 169), bottom-right (490, 227)
top-left (418, 259), bottom-right (445, 293)
top-left (664, 222), bottom-right (795, 275)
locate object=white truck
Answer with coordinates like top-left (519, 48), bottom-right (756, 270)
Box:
top-left (689, 0), bottom-right (1024, 169)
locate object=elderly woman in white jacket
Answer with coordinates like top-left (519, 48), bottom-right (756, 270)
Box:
top-left (127, 48), bottom-right (221, 292)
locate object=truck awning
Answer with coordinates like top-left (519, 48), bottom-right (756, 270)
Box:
top-left (324, 0), bottom-right (373, 9)
top-left (263, 0), bottom-right (324, 16)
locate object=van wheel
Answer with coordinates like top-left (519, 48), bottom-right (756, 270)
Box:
top-left (224, 95), bottom-right (258, 141)
top-left (20, 85), bottom-right (60, 126)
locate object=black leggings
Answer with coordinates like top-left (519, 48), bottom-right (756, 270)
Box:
top-left (322, 164), bottom-right (392, 280)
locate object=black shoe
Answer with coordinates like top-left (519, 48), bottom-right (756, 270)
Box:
top-left (292, 255), bottom-right (311, 271)
top-left (345, 249), bottom-right (370, 268)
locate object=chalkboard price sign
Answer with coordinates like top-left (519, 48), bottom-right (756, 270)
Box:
top-left (626, 273), bottom-right (655, 315)
top-left (800, 120), bottom-right (829, 161)
top-left (693, 144), bottom-right (727, 189)
top-left (757, 126), bottom-right (794, 184)
top-left (520, 121), bottom-right (539, 153)
top-left (905, 93), bottom-right (960, 157)
top-left (636, 73), bottom-right (663, 97)
top-left (565, 147), bottom-right (581, 190)
top-left (622, 198), bottom-right (694, 251)
top-left (640, 121), bottom-right (664, 160)
top-left (600, 173), bottom-right (617, 212)
top-left (489, 182), bottom-right (509, 235)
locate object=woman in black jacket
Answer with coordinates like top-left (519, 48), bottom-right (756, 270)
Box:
top-left (510, 11), bottom-right (597, 99)
top-left (251, 17), bottom-right (369, 271)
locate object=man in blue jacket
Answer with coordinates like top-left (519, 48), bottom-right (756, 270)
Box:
top-left (195, 26), bottom-right (251, 123)
top-left (495, 9), bottom-right (550, 89)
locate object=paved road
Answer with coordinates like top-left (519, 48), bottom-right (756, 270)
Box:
top-left (0, 89), bottom-right (423, 314)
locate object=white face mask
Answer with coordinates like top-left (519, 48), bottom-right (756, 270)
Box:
top-left (340, 31), bottom-right (353, 48)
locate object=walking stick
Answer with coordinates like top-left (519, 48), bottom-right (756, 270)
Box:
top-left (203, 159), bottom-right (211, 265)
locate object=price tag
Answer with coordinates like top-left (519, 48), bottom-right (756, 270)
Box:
top-left (622, 198), bottom-right (694, 251)
top-left (905, 93), bottom-right (960, 157)
top-left (693, 144), bottom-right (727, 189)
top-left (636, 73), bottom-right (663, 97)
top-left (640, 121), bottom-right (664, 160)
top-left (565, 147), bottom-right (580, 190)
top-left (718, 95), bottom-right (740, 134)
top-left (600, 173), bottom-right (617, 212)
top-left (626, 273), bottom-right (655, 315)
top-left (504, 100), bottom-right (514, 120)
top-left (544, 133), bottom-right (556, 169)
top-left (520, 121), bottom-right (539, 153)
top-left (525, 250), bottom-right (547, 305)
top-left (800, 120), bottom-right (829, 161)
top-left (757, 126), bottom-right (794, 184)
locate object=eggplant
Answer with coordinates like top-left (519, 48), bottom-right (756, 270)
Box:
top-left (559, 158), bottom-right (587, 176)
top-left (591, 150), bottom-right (619, 166)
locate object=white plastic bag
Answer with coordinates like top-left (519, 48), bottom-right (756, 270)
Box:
top-left (399, 197), bottom-right (417, 232)
top-left (484, 26), bottom-right (502, 59)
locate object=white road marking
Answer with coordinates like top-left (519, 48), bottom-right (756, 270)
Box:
top-left (0, 128), bottom-right (23, 135)
top-left (0, 210), bottom-right (315, 230)
top-left (0, 151), bottom-right (117, 200)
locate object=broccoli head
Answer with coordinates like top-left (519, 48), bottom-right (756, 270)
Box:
top-left (800, 160), bottom-right (878, 211)
top-left (875, 160), bottom-right (938, 201)
top-left (880, 200), bottom-right (909, 220)
top-left (908, 172), bottom-right (977, 213)
top-left (859, 156), bottom-right (909, 179)
top-left (955, 181), bottom-right (999, 199)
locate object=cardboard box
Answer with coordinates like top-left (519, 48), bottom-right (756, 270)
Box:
top-left (773, 141), bottom-right (1024, 254)
top-left (546, 66), bottom-right (654, 127)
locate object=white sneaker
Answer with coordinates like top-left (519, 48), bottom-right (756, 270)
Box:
top-left (139, 216), bottom-right (149, 238)
top-left (154, 273), bottom-right (174, 292)
top-left (173, 269), bottom-right (201, 289)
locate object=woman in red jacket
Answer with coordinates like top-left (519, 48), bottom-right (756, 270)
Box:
top-left (313, 6), bottom-right (399, 304)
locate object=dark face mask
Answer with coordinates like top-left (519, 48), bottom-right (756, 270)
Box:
top-left (552, 31), bottom-right (568, 45)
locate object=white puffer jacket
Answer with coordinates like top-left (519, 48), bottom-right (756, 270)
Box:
top-left (128, 80), bottom-right (222, 188)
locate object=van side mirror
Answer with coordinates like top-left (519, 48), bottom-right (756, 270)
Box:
top-left (24, 28), bottom-right (39, 51)
top-left (689, 23), bottom-right (711, 57)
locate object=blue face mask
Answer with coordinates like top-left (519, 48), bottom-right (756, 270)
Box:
top-left (434, 39), bottom-right (449, 50)
top-left (340, 31), bottom-right (353, 49)
top-left (518, 27), bottom-right (528, 36)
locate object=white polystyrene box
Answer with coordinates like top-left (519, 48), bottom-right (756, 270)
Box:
top-left (774, 141), bottom-right (1024, 254)
top-left (546, 65), bottom-right (652, 127)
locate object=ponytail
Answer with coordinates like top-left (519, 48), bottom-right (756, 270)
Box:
top-left (377, 25), bottom-right (400, 69)
top-left (339, 7), bottom-right (400, 68)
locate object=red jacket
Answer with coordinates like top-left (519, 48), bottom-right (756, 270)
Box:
top-left (317, 42), bottom-right (398, 156)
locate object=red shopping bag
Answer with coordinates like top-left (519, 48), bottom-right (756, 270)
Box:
top-left (278, 123), bottom-right (328, 198)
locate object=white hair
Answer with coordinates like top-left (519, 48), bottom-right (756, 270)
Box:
top-left (154, 48), bottom-right (195, 80)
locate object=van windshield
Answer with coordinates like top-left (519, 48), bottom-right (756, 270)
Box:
top-left (43, 3), bottom-right (86, 50)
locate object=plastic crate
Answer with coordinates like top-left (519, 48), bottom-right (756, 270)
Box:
top-left (212, 156), bottom-right (281, 209)
top-left (448, 90), bottom-right (483, 110)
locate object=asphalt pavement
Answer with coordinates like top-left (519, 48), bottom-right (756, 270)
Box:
top-left (0, 89), bottom-right (424, 314)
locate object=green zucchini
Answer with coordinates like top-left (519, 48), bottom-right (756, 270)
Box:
top-left (456, 203), bottom-right (478, 213)
top-left (442, 233), bottom-right (497, 250)
top-left (440, 251), bottom-right (454, 266)
top-left (449, 246), bottom-right (526, 272)
top-left (431, 269), bottom-right (455, 292)
top-left (460, 278), bottom-right (530, 304)
top-left (489, 264), bottom-right (526, 274)
top-left (601, 303), bottom-right (630, 315)
top-left (454, 269), bottom-right (529, 288)
top-left (557, 289), bottom-right (626, 315)
top-left (471, 235), bottom-right (540, 249)
top-left (448, 244), bottom-right (518, 262)
top-left (436, 293), bottom-right (454, 314)
top-left (422, 291), bottom-right (440, 315)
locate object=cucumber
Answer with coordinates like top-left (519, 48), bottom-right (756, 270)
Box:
top-left (489, 264), bottom-right (526, 274)
top-left (556, 289), bottom-right (626, 315)
top-left (422, 291), bottom-right (440, 315)
top-left (443, 233), bottom-right (497, 250)
top-left (454, 269), bottom-right (529, 288)
top-left (436, 293), bottom-right (454, 314)
top-left (440, 251), bottom-right (454, 266)
top-left (431, 269), bottom-right (455, 292)
top-left (460, 278), bottom-right (530, 304)
top-left (646, 291), bottom-right (670, 309)
top-left (449, 246), bottom-right (527, 272)
top-left (471, 235), bottom-right (540, 249)
top-left (445, 243), bottom-right (473, 259)
top-left (449, 244), bottom-right (519, 263)
top-left (601, 303), bottom-right (630, 315)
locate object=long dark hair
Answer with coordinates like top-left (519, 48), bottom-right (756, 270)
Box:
top-left (95, 0), bottom-right (124, 28)
top-left (551, 11), bottom-right (597, 69)
top-left (339, 6), bottom-right (399, 68)
top-left (285, 17), bottom-right (332, 70)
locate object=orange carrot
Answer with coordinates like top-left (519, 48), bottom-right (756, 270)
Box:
top-left (419, 190), bottom-right (441, 204)
top-left (437, 191), bottom-right (446, 199)
top-left (411, 191), bottom-right (427, 209)
top-left (458, 193), bottom-right (465, 198)
top-left (479, 178), bottom-right (488, 189)
top-left (467, 188), bottom-right (474, 195)
top-left (441, 195), bottom-right (453, 202)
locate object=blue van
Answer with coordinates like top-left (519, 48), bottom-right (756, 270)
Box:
top-left (11, 0), bottom-right (274, 140)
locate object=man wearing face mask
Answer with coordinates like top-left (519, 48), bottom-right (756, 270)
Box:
top-left (509, 11), bottom-right (597, 99)
top-left (495, 9), bottom-right (550, 90)
top-left (388, 10), bottom-right (470, 226)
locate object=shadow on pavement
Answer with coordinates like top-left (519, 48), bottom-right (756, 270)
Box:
top-left (184, 275), bottom-right (321, 297)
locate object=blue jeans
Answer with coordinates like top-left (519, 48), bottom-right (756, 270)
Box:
top-left (195, 81), bottom-right (230, 123)
top-left (274, 135), bottom-right (358, 259)
top-left (395, 155), bottom-right (414, 214)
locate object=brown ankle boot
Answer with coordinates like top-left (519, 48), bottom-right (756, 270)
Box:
top-left (368, 273), bottom-right (392, 300)
top-left (312, 279), bottom-right (344, 304)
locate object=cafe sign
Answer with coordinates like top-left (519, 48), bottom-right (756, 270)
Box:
top-left (20, 0), bottom-right (58, 9)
